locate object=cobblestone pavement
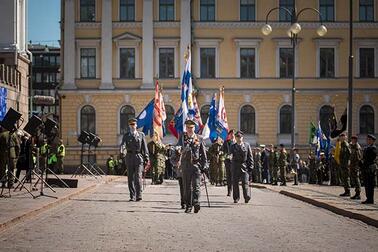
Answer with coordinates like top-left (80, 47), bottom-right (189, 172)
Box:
top-left (1, 178), bottom-right (377, 252)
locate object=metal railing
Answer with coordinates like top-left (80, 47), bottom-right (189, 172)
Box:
top-left (0, 64), bottom-right (21, 90)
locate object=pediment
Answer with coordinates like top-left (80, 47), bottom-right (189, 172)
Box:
top-left (113, 32), bottom-right (142, 42)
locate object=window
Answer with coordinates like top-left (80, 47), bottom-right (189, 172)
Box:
top-left (279, 0), bottom-right (294, 22)
top-left (200, 105), bottom-right (210, 123)
top-left (159, 48), bottom-right (174, 78)
top-left (200, 0), bottom-right (215, 21)
top-left (240, 105), bottom-right (255, 134)
top-left (200, 48), bottom-right (216, 78)
top-left (80, 0), bottom-right (96, 22)
top-left (164, 105), bottom-right (175, 135)
top-left (120, 0), bottom-right (134, 21)
top-left (360, 105), bottom-right (375, 134)
top-left (320, 48), bottom-right (335, 78)
top-left (279, 48), bottom-right (293, 78)
top-left (81, 105), bottom-right (96, 133)
top-left (120, 105), bottom-right (135, 134)
top-left (56, 55), bottom-right (60, 65)
top-left (120, 48), bottom-right (135, 79)
top-left (160, 0), bottom-right (174, 21)
top-left (319, 105), bottom-right (333, 136)
top-left (360, 48), bottom-right (375, 78)
top-left (36, 73), bottom-right (42, 83)
top-left (240, 48), bottom-right (255, 78)
top-left (240, 0), bottom-right (255, 21)
top-left (80, 48), bottom-right (96, 78)
top-left (280, 105), bottom-right (292, 134)
top-left (360, 0), bottom-right (374, 22)
top-left (320, 0), bottom-right (335, 22)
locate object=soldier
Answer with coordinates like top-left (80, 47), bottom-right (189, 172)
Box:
top-left (360, 134), bottom-right (377, 204)
top-left (278, 144), bottom-right (287, 186)
top-left (178, 119), bottom-right (207, 213)
top-left (120, 118), bottom-right (149, 202)
top-left (0, 126), bottom-right (8, 188)
top-left (56, 139), bottom-right (65, 174)
top-left (316, 153), bottom-right (326, 185)
top-left (308, 152), bottom-right (317, 184)
top-left (349, 136), bottom-right (362, 199)
top-left (268, 145), bottom-right (274, 184)
top-left (329, 148), bottom-right (339, 186)
top-left (231, 131), bottom-right (253, 203)
top-left (339, 133), bottom-right (351, 197)
top-left (147, 130), bottom-right (166, 185)
top-left (223, 130), bottom-right (235, 196)
top-left (6, 130), bottom-right (21, 188)
top-left (254, 147), bottom-right (262, 183)
top-left (208, 137), bottom-right (225, 186)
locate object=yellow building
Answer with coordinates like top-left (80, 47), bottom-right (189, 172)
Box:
top-left (60, 0), bottom-right (378, 169)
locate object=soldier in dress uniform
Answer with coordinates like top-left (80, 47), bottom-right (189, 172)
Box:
top-left (360, 134), bottom-right (377, 204)
top-left (230, 131), bottom-right (253, 203)
top-left (178, 119), bottom-right (207, 213)
top-left (339, 133), bottom-right (351, 197)
top-left (147, 130), bottom-right (166, 185)
top-left (120, 118), bottom-right (149, 202)
top-left (223, 130), bottom-right (235, 196)
top-left (349, 135), bottom-right (362, 200)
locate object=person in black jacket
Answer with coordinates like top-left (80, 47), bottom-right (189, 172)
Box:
top-left (360, 134), bottom-right (377, 204)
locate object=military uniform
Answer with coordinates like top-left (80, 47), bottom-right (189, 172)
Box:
top-left (316, 155), bottom-right (326, 185)
top-left (254, 149), bottom-right (262, 183)
top-left (223, 137), bottom-right (235, 196)
top-left (339, 138), bottom-right (351, 196)
top-left (208, 141), bottom-right (225, 186)
top-left (179, 130), bottom-right (207, 213)
top-left (0, 128), bottom-right (8, 187)
top-left (278, 147), bottom-right (287, 186)
top-left (329, 155), bottom-right (340, 186)
top-left (121, 124), bottom-right (149, 201)
top-left (349, 139), bottom-right (362, 199)
top-left (230, 133), bottom-right (253, 203)
top-left (170, 146), bottom-right (185, 208)
top-left (268, 148), bottom-right (274, 184)
top-left (147, 140), bottom-right (166, 184)
top-left (360, 135), bottom-right (377, 204)
top-left (308, 154), bottom-right (317, 184)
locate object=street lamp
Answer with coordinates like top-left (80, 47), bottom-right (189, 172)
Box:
top-left (262, 2), bottom-right (327, 149)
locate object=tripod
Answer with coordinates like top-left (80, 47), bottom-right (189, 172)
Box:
top-left (33, 147), bottom-right (57, 199)
top-left (72, 143), bottom-right (97, 179)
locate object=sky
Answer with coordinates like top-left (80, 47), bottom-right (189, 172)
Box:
top-left (28, 0), bottom-right (61, 47)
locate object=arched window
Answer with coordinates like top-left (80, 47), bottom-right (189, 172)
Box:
top-left (164, 105), bottom-right (175, 135)
top-left (319, 105), bottom-right (334, 136)
top-left (120, 105), bottom-right (135, 134)
top-left (280, 105), bottom-right (292, 134)
top-left (80, 105), bottom-right (96, 133)
top-left (360, 105), bottom-right (375, 134)
top-left (200, 105), bottom-right (210, 124)
top-left (240, 105), bottom-right (255, 134)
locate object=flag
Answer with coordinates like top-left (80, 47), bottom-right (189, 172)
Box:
top-left (316, 121), bottom-right (324, 158)
top-left (153, 81), bottom-right (164, 138)
top-left (136, 99), bottom-right (154, 136)
top-left (330, 107), bottom-right (347, 138)
top-left (215, 87), bottom-right (229, 140)
top-left (308, 122), bottom-right (317, 144)
top-left (192, 95), bottom-right (203, 133)
top-left (0, 87), bottom-right (7, 121)
top-left (208, 94), bottom-right (218, 142)
top-left (201, 117), bottom-right (210, 139)
top-left (159, 91), bottom-right (167, 136)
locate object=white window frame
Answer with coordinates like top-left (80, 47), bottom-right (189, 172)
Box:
top-left (194, 38), bottom-right (223, 78)
top-left (198, 0), bottom-right (217, 21)
top-left (274, 39), bottom-right (299, 78)
top-left (76, 39), bottom-right (101, 79)
top-left (355, 39), bottom-right (378, 78)
top-left (157, 0), bottom-right (176, 21)
top-left (118, 0), bottom-right (137, 22)
top-left (77, 103), bottom-right (97, 135)
top-left (115, 40), bottom-right (141, 79)
top-left (238, 0), bottom-right (257, 21)
top-left (314, 39), bottom-right (341, 78)
top-left (234, 38), bottom-right (261, 78)
top-left (154, 38), bottom-right (180, 78)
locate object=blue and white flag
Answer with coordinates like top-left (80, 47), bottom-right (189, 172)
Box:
top-left (208, 94), bottom-right (218, 142)
top-left (136, 98), bottom-right (154, 136)
top-left (0, 87), bottom-right (7, 121)
top-left (215, 87), bottom-right (229, 140)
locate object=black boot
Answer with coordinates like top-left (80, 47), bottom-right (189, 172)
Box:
top-left (194, 204), bottom-right (200, 213)
top-left (350, 194), bottom-right (360, 200)
top-left (185, 207), bottom-right (192, 213)
top-left (339, 191), bottom-right (350, 197)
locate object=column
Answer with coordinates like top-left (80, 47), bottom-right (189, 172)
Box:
top-left (100, 0), bottom-right (113, 89)
top-left (63, 0), bottom-right (76, 89)
top-left (142, 0), bottom-right (153, 89)
top-left (180, 0), bottom-right (191, 77)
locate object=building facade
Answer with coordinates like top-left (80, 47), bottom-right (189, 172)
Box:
top-left (29, 44), bottom-right (61, 121)
top-left (61, 0), bottom-right (378, 168)
top-left (0, 0), bottom-right (30, 122)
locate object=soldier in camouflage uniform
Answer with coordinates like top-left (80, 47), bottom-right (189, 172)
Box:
top-left (278, 144), bottom-right (287, 186)
top-left (268, 145), bottom-right (274, 184)
top-left (208, 137), bottom-right (225, 186)
top-left (338, 133), bottom-right (351, 197)
top-left (308, 152), bottom-right (317, 184)
top-left (349, 136), bottom-right (362, 199)
top-left (147, 131), bottom-right (166, 185)
top-left (254, 147), bottom-right (262, 183)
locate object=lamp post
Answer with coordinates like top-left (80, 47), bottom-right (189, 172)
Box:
top-left (261, 1), bottom-right (327, 149)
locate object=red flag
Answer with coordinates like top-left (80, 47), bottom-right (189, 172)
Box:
top-left (153, 81), bottom-right (164, 138)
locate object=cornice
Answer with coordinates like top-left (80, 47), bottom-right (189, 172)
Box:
top-left (153, 22), bottom-right (180, 28)
top-left (75, 22), bottom-right (101, 29)
top-left (112, 22), bottom-right (143, 29)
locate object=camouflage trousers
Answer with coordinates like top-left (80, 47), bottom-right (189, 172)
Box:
top-left (349, 165), bottom-right (361, 195)
top-left (340, 165), bottom-right (350, 193)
